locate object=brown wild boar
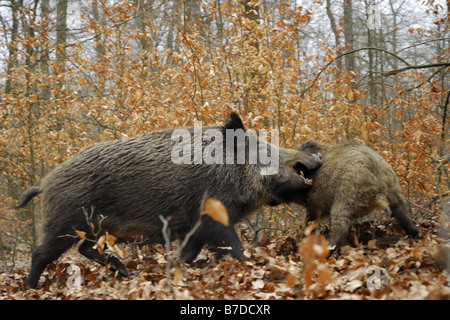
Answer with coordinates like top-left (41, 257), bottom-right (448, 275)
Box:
top-left (15, 113), bottom-right (322, 288)
top-left (296, 139), bottom-right (420, 250)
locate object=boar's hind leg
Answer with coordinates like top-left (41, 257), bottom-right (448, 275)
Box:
top-left (328, 204), bottom-right (353, 250)
top-left (26, 236), bottom-right (75, 288)
top-left (78, 240), bottom-right (129, 277)
top-left (389, 198), bottom-right (420, 238)
top-left (180, 218), bottom-right (243, 263)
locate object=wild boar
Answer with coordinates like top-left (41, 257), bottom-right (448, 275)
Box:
top-left (15, 113), bottom-right (322, 288)
top-left (296, 139), bottom-right (420, 250)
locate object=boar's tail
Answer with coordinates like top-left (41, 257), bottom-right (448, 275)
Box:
top-left (13, 186), bottom-right (42, 209)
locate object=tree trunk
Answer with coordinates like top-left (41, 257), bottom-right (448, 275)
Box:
top-left (326, 0), bottom-right (343, 71)
top-left (343, 0), bottom-right (355, 72)
top-left (91, 0), bottom-right (105, 64)
top-left (56, 0), bottom-right (67, 72)
top-left (40, 0), bottom-right (51, 101)
top-left (5, 0), bottom-right (21, 94)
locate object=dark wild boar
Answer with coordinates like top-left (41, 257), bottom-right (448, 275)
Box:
top-left (15, 113), bottom-right (322, 288)
top-left (296, 139), bottom-right (420, 250)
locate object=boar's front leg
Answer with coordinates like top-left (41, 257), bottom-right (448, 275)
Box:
top-left (78, 240), bottom-right (129, 277)
top-left (180, 217), bottom-right (243, 263)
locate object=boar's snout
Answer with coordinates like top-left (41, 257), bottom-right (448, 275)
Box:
top-left (296, 150), bottom-right (322, 173)
top-left (290, 151), bottom-right (322, 188)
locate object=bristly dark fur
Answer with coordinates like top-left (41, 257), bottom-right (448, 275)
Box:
top-left (296, 139), bottom-right (420, 250)
top-left (16, 112), bottom-right (322, 288)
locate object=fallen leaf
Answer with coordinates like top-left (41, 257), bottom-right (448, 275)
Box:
top-left (75, 230), bottom-right (86, 239)
top-left (368, 239), bottom-right (377, 249)
top-left (203, 198), bottom-right (229, 226)
top-left (106, 234), bottom-right (116, 248)
top-left (252, 279), bottom-right (265, 289)
top-left (317, 263), bottom-right (332, 287)
top-left (344, 279), bottom-right (363, 292)
top-left (286, 272), bottom-right (297, 288)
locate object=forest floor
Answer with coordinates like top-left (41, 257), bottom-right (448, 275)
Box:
top-left (1, 211), bottom-right (449, 300)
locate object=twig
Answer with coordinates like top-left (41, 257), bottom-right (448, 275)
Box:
top-left (407, 199), bottom-right (436, 215)
top-left (178, 190), bottom-right (209, 254)
top-left (299, 46), bottom-right (450, 97)
top-left (383, 62), bottom-right (450, 77)
top-left (82, 206), bottom-right (106, 239)
top-left (58, 207), bottom-right (106, 249)
top-left (300, 47), bottom-right (410, 98)
top-left (441, 90), bottom-right (449, 146)
top-left (159, 214), bottom-right (176, 299)
top-left (158, 191), bottom-right (209, 299)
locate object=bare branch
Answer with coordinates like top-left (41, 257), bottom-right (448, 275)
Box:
top-left (300, 46), bottom-right (449, 97)
top-left (383, 62), bottom-right (450, 77)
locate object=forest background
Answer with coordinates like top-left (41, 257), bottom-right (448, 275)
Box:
top-left (0, 0), bottom-right (449, 299)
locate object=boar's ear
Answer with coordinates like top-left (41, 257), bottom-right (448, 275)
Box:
top-left (224, 112), bottom-right (245, 131)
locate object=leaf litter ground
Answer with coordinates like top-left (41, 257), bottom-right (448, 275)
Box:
top-left (1, 213), bottom-right (449, 300)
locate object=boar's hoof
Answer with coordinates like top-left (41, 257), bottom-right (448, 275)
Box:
top-left (108, 256), bottom-right (129, 277)
top-left (407, 227), bottom-right (422, 239)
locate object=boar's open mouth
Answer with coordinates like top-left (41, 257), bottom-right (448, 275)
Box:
top-left (293, 162), bottom-right (315, 185)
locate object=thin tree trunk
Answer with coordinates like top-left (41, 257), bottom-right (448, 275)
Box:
top-left (40, 0), bottom-right (51, 101)
top-left (5, 0), bottom-right (21, 94)
top-left (56, 0), bottom-right (67, 72)
top-left (326, 0), bottom-right (343, 71)
top-left (343, 0), bottom-right (355, 72)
